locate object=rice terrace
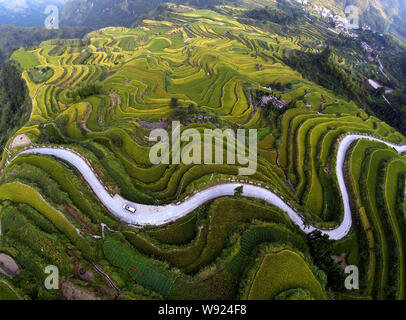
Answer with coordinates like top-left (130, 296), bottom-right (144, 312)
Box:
top-left (1, 1), bottom-right (406, 302)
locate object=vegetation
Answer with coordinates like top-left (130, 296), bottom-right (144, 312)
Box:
top-left (241, 248), bottom-right (327, 300)
top-left (68, 81), bottom-right (104, 101)
top-left (284, 47), bottom-right (363, 105)
top-left (0, 25), bottom-right (90, 66)
top-left (0, 60), bottom-right (31, 148)
top-left (0, 2), bottom-right (405, 301)
top-left (103, 239), bottom-right (176, 298)
top-left (27, 67), bottom-right (54, 84)
top-left (307, 231), bottom-right (346, 291)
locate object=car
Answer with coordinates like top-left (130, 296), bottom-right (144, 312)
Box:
top-left (123, 204), bottom-right (136, 213)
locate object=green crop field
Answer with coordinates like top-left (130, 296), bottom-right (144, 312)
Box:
top-left (0, 281), bottom-right (20, 300)
top-left (11, 48), bottom-right (39, 70)
top-left (243, 249), bottom-right (327, 300)
top-left (103, 239), bottom-right (176, 298)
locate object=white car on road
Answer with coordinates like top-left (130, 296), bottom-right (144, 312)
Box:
top-left (123, 204), bottom-right (136, 213)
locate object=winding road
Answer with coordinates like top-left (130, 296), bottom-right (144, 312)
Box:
top-left (13, 134), bottom-right (406, 240)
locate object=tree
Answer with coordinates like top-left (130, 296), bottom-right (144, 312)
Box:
top-left (0, 59), bottom-right (31, 147)
top-left (110, 133), bottom-right (123, 148)
top-left (170, 97), bottom-right (179, 108)
top-left (307, 230), bottom-right (346, 291)
top-left (234, 185), bottom-right (244, 197)
top-left (375, 87), bottom-right (385, 96)
top-left (68, 80), bottom-right (103, 101)
top-left (0, 60), bottom-right (26, 110)
top-left (173, 107), bottom-right (188, 124)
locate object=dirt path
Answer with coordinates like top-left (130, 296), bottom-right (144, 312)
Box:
top-left (80, 102), bottom-right (93, 133)
top-left (109, 92), bottom-right (121, 110)
top-left (59, 280), bottom-right (101, 300)
top-left (63, 203), bottom-right (95, 235)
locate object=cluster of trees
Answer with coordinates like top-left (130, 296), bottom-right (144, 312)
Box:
top-left (68, 81), bottom-right (104, 101)
top-left (359, 32), bottom-right (406, 135)
top-left (401, 57), bottom-right (406, 81)
top-left (0, 60), bottom-right (31, 148)
top-left (360, 32), bottom-right (406, 87)
top-left (307, 230), bottom-right (346, 292)
top-left (234, 185), bottom-right (243, 197)
top-left (269, 81), bottom-right (292, 91)
top-left (244, 2), bottom-right (302, 26)
top-left (62, 0), bottom-right (164, 28)
top-left (38, 122), bottom-right (68, 145)
top-left (367, 91), bottom-right (406, 134)
top-left (170, 98), bottom-right (219, 125)
top-left (62, 0), bottom-right (230, 29)
top-left (109, 132), bottom-right (124, 148)
top-left (170, 97), bottom-right (186, 122)
top-left (326, 35), bottom-right (361, 51)
top-left (284, 47), bottom-right (363, 105)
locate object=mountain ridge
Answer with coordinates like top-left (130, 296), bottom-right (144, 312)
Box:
top-left (59, 0), bottom-right (406, 42)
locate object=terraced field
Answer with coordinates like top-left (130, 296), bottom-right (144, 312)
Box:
top-left (241, 248), bottom-right (327, 300)
top-left (1, 4), bottom-right (406, 300)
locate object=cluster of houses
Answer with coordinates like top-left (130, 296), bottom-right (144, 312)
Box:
top-left (362, 42), bottom-right (374, 53)
top-left (292, 0), bottom-right (388, 41)
top-left (294, 1), bottom-right (343, 21)
top-left (260, 94), bottom-right (291, 109)
top-left (184, 114), bottom-right (214, 126)
top-left (293, 0), bottom-right (362, 37)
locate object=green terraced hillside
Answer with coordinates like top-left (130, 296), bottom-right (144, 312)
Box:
top-left (0, 3), bottom-right (406, 300)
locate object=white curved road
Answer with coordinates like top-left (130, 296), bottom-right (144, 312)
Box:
top-left (17, 134), bottom-right (406, 240)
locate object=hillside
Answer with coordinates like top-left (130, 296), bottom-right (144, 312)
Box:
top-left (59, 0), bottom-right (406, 43)
top-left (312, 0), bottom-right (406, 43)
top-left (1, 4), bottom-right (406, 301)
top-left (61, 0), bottom-right (166, 28)
top-left (2, 0), bottom-right (405, 44)
top-left (0, 25), bottom-right (90, 65)
top-left (60, 0), bottom-right (234, 28)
